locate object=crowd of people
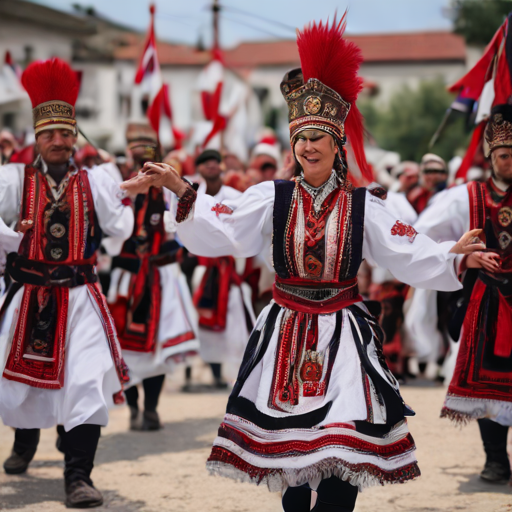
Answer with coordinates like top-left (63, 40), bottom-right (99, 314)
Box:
top-left (0, 12), bottom-right (511, 512)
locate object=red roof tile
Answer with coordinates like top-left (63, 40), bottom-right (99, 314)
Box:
top-left (114, 31), bottom-right (466, 68)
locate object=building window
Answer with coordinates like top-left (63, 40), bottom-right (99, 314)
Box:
top-left (2, 113), bottom-right (15, 129)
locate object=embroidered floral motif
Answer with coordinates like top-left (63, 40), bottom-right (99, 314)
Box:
top-left (212, 203), bottom-right (233, 217)
top-left (390, 220), bottom-right (417, 243)
top-left (176, 186), bottom-right (197, 223)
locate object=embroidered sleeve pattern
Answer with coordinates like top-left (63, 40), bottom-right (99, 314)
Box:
top-left (176, 185), bottom-right (197, 223)
top-left (211, 203), bottom-right (234, 217)
top-left (391, 220), bottom-right (417, 243)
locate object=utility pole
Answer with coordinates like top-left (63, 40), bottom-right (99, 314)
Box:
top-left (212, 0), bottom-right (220, 51)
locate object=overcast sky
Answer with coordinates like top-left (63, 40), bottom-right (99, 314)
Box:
top-left (31, 0), bottom-right (454, 48)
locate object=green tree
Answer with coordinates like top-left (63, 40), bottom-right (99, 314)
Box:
top-left (359, 79), bottom-right (469, 162)
top-left (452, 0), bottom-right (512, 46)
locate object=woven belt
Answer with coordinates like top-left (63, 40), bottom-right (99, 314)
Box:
top-left (6, 253), bottom-right (98, 287)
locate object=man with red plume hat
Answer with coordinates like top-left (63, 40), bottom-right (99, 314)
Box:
top-left (413, 107), bottom-right (512, 484)
top-left (411, 12), bottom-right (512, 484)
top-left (121, 15), bottom-right (487, 511)
top-left (0, 58), bottom-right (134, 507)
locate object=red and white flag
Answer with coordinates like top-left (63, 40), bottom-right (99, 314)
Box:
top-left (197, 50), bottom-right (227, 147)
top-left (134, 4), bottom-right (183, 149)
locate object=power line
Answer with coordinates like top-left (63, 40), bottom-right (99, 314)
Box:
top-left (221, 14), bottom-right (287, 39)
top-left (222, 4), bottom-right (297, 33)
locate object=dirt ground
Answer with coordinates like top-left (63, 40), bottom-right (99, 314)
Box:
top-left (1, 365), bottom-right (511, 512)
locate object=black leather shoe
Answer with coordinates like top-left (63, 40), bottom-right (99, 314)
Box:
top-left (65, 480), bottom-right (103, 508)
top-left (129, 406), bottom-right (142, 431)
top-left (480, 461), bottom-right (511, 483)
top-left (141, 410), bottom-right (162, 431)
top-left (3, 448), bottom-right (37, 474)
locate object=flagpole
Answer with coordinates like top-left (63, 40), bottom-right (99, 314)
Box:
top-left (212, 0), bottom-right (224, 151)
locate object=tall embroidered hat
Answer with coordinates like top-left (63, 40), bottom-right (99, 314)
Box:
top-left (281, 13), bottom-right (371, 182)
top-left (484, 104), bottom-right (512, 157)
top-left (126, 122), bottom-right (160, 161)
top-left (21, 58), bottom-right (79, 136)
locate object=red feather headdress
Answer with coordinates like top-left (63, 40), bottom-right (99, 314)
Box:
top-left (281, 13), bottom-right (370, 182)
top-left (21, 58), bottom-right (79, 135)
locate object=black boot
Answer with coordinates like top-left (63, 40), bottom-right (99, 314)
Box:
top-left (141, 375), bottom-right (165, 431)
top-left (3, 428), bottom-right (40, 475)
top-left (124, 385), bottom-right (142, 431)
top-left (478, 419), bottom-right (511, 483)
top-left (62, 424), bottom-right (103, 508)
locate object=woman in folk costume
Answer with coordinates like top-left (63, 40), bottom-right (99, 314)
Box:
top-left (107, 123), bottom-right (199, 430)
top-left (0, 59), bottom-right (133, 508)
top-left (122, 16), bottom-right (485, 512)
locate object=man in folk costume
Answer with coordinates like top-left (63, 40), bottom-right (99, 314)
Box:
top-left (407, 153), bottom-right (448, 215)
top-left (107, 123), bottom-right (198, 430)
top-left (0, 59), bottom-right (134, 507)
top-left (122, 16), bottom-right (485, 512)
top-left (188, 149), bottom-right (256, 389)
top-left (416, 107), bottom-right (512, 483)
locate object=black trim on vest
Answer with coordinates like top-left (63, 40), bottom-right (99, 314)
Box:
top-left (348, 187), bottom-right (366, 277)
top-left (272, 180), bottom-right (296, 279)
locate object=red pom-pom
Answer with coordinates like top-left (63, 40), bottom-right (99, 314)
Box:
top-left (149, 4), bottom-right (155, 15)
top-left (21, 58), bottom-right (79, 108)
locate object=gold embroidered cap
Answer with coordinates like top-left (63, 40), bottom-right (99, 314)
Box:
top-left (21, 58), bottom-right (79, 136)
top-left (484, 105), bottom-right (512, 157)
top-left (281, 69), bottom-right (350, 144)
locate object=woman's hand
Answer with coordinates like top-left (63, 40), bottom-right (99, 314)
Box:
top-left (449, 229), bottom-right (486, 255)
top-left (466, 251), bottom-right (501, 273)
top-left (120, 162), bottom-right (188, 197)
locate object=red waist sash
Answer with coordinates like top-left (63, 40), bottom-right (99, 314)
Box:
top-left (272, 276), bottom-right (361, 314)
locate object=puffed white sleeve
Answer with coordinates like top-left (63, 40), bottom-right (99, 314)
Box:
top-left (0, 217), bottom-right (23, 273)
top-left (165, 181), bottom-right (274, 258)
top-left (0, 164), bottom-right (24, 226)
top-left (414, 184), bottom-right (470, 242)
top-left (87, 167), bottom-right (134, 239)
top-left (362, 191), bottom-right (462, 291)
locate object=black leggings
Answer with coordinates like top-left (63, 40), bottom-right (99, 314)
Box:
top-left (282, 476), bottom-right (358, 512)
top-left (125, 374), bottom-right (165, 412)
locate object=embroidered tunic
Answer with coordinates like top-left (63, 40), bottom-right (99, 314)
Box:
top-left (0, 161), bottom-right (133, 431)
top-left (167, 173), bottom-right (462, 490)
top-left (416, 179), bottom-right (512, 426)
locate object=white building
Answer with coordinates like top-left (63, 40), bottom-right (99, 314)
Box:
top-left (0, 0), bottom-right (475, 159)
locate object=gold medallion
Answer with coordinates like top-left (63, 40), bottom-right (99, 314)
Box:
top-left (498, 207), bottom-right (512, 227)
top-left (50, 247), bottom-right (64, 260)
top-left (323, 103), bottom-right (338, 117)
top-left (498, 231), bottom-right (512, 250)
top-left (289, 101), bottom-right (299, 120)
top-left (303, 96), bottom-right (322, 115)
top-left (50, 223), bottom-right (66, 238)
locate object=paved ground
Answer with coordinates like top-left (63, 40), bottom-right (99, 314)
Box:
top-left (1, 366), bottom-right (511, 512)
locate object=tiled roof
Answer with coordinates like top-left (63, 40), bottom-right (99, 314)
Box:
top-left (114, 31), bottom-right (466, 67)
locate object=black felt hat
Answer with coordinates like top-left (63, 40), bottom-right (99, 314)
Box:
top-left (195, 149), bottom-right (221, 166)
